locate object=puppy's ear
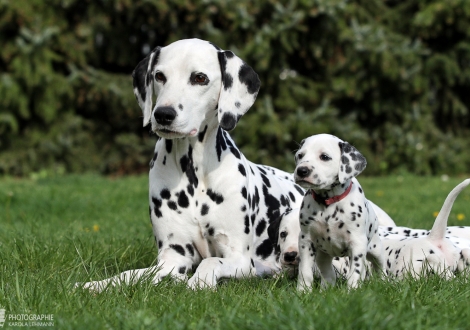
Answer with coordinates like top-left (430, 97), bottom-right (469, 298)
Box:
top-left (132, 46), bottom-right (161, 127)
top-left (267, 214), bottom-right (282, 244)
top-left (338, 141), bottom-right (367, 183)
top-left (216, 50), bottom-right (261, 131)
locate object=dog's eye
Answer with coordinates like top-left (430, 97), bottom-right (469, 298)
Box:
top-left (190, 72), bottom-right (209, 85)
top-left (295, 153), bottom-right (304, 163)
top-left (155, 71), bottom-right (166, 83)
top-left (280, 231), bottom-right (287, 238)
top-left (195, 75), bottom-right (206, 83)
top-left (320, 154), bottom-right (331, 161)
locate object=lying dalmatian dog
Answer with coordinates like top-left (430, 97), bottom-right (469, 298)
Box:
top-left (380, 225), bottom-right (470, 240)
top-left (294, 134), bottom-right (384, 290)
top-left (381, 179), bottom-right (470, 279)
top-left (78, 38), bottom-right (307, 291)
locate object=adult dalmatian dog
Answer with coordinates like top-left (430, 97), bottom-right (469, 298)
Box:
top-left (78, 39), bottom-right (393, 291)
top-left (294, 134), bottom-right (384, 290)
top-left (79, 38), bottom-right (304, 291)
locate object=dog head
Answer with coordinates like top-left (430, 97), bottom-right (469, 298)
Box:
top-left (267, 208), bottom-right (300, 268)
top-left (132, 38), bottom-right (260, 138)
top-left (294, 134), bottom-right (367, 190)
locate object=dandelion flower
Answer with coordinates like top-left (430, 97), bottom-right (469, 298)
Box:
top-left (433, 211), bottom-right (439, 217)
top-left (457, 214), bottom-right (465, 221)
top-left (93, 224), bottom-right (100, 232)
top-left (376, 191), bottom-right (384, 197)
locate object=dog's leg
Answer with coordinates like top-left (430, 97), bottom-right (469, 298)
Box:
top-left (297, 242), bottom-right (317, 291)
top-left (346, 242), bottom-right (368, 288)
top-left (366, 234), bottom-right (384, 276)
top-left (457, 248), bottom-right (470, 273)
top-left (78, 246), bottom-right (198, 292)
top-left (187, 253), bottom-right (254, 289)
top-left (315, 250), bottom-right (336, 289)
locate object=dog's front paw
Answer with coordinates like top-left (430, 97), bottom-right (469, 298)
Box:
top-left (74, 280), bottom-right (109, 293)
top-left (187, 274), bottom-right (217, 290)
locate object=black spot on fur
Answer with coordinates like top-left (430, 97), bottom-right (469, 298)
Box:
top-left (238, 164), bottom-right (246, 176)
top-left (165, 139), bottom-right (172, 153)
top-left (178, 266), bottom-right (186, 274)
top-left (152, 197), bottom-right (162, 218)
top-left (160, 189), bottom-right (171, 199)
top-left (220, 112), bottom-right (237, 131)
top-left (198, 125), bottom-right (208, 142)
top-left (215, 127), bottom-right (227, 161)
top-left (263, 185), bottom-right (281, 224)
top-left (241, 187), bottom-right (247, 199)
top-left (170, 244), bottom-right (185, 256)
top-left (261, 174), bottom-right (271, 188)
top-left (201, 203), bottom-right (209, 216)
top-left (177, 190), bottom-right (189, 208)
top-left (207, 189), bottom-right (224, 204)
top-left (256, 219), bottom-right (267, 237)
top-left (256, 239), bottom-right (273, 259)
top-left (208, 227), bottom-right (215, 236)
top-left (238, 63), bottom-right (260, 94)
top-left (158, 240), bottom-right (163, 249)
top-left (167, 201), bottom-right (177, 210)
top-left (244, 215), bottom-right (250, 234)
top-left (186, 244), bottom-right (194, 256)
top-left (150, 152), bottom-right (158, 169)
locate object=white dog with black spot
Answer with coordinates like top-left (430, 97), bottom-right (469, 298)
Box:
top-left (294, 134), bottom-right (384, 290)
top-left (381, 179), bottom-right (470, 279)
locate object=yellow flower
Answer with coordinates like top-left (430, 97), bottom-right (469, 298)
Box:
top-left (457, 214), bottom-right (465, 221)
top-left (433, 211), bottom-right (439, 217)
top-left (376, 191), bottom-right (384, 197)
top-left (93, 224), bottom-right (100, 232)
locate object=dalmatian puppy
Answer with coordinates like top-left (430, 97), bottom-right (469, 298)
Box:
top-left (267, 207), bottom-right (394, 278)
top-left (381, 179), bottom-right (470, 279)
top-left (295, 134), bottom-right (384, 290)
top-left (77, 38), bottom-right (307, 291)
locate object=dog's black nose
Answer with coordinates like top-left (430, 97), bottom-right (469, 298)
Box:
top-left (284, 251), bottom-right (298, 262)
top-left (154, 106), bottom-right (177, 126)
top-left (296, 166), bottom-right (311, 178)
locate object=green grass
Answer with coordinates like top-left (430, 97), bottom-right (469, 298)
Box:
top-left (1, 174), bottom-right (470, 329)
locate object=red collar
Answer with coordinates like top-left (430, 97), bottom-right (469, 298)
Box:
top-left (311, 182), bottom-right (353, 206)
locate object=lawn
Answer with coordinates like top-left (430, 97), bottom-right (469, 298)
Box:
top-left (1, 174), bottom-right (470, 329)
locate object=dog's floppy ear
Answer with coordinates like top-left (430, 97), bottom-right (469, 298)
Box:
top-left (216, 50), bottom-right (261, 131)
top-left (132, 46), bottom-right (161, 127)
top-left (338, 141), bottom-right (367, 183)
top-left (267, 214), bottom-right (282, 244)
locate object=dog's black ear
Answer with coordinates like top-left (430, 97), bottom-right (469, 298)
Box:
top-left (267, 214), bottom-right (282, 244)
top-left (338, 141), bottom-right (367, 183)
top-left (216, 50), bottom-right (261, 131)
top-left (132, 46), bottom-right (161, 127)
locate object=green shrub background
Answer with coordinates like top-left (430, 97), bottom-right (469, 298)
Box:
top-left (1, 0), bottom-right (469, 176)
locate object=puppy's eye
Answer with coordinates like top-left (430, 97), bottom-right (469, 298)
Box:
top-left (280, 231), bottom-right (287, 238)
top-left (320, 154), bottom-right (331, 161)
top-left (190, 72), bottom-right (209, 85)
top-left (155, 71), bottom-right (166, 83)
top-left (296, 153), bottom-right (304, 163)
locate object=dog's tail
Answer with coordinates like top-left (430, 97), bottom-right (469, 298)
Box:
top-left (428, 179), bottom-right (470, 242)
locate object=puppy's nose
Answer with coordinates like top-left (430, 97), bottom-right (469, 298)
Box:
top-left (296, 166), bottom-right (311, 178)
top-left (284, 251), bottom-right (298, 262)
top-left (154, 106), bottom-right (177, 126)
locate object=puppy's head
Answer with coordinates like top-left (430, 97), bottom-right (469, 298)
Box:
top-left (294, 134), bottom-right (367, 190)
top-left (268, 208), bottom-right (300, 267)
top-left (132, 38), bottom-right (261, 139)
